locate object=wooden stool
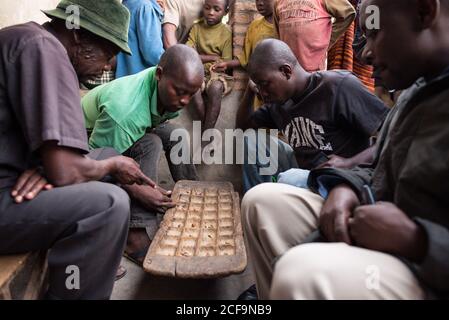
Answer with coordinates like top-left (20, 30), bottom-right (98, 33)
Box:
top-left (0, 252), bottom-right (48, 300)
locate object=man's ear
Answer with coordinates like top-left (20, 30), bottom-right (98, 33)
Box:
top-left (279, 64), bottom-right (292, 80)
top-left (417, 0), bottom-right (440, 29)
top-left (156, 66), bottom-right (163, 81)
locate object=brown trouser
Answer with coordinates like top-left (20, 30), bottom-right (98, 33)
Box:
top-left (242, 183), bottom-right (426, 300)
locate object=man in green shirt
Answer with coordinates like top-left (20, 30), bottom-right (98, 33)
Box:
top-left (82, 44), bottom-right (204, 264)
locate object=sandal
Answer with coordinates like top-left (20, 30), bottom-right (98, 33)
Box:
top-left (123, 246), bottom-right (149, 267)
top-left (115, 265), bottom-right (127, 281)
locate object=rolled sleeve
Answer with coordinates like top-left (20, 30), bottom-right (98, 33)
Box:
top-left (137, 4), bottom-right (164, 66)
top-left (163, 0), bottom-right (180, 27)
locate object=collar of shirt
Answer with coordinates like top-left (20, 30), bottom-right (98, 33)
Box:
top-left (149, 83), bottom-right (179, 127)
top-left (200, 19), bottom-right (226, 30)
top-left (423, 65), bottom-right (449, 86)
top-left (280, 72), bottom-right (316, 110)
top-left (403, 64), bottom-right (449, 106)
top-left (261, 17), bottom-right (274, 28)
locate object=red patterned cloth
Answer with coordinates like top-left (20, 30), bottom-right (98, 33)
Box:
top-left (327, 1), bottom-right (375, 92)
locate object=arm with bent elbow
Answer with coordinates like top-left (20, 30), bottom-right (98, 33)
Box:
top-left (163, 23), bottom-right (178, 49)
top-left (40, 141), bottom-right (155, 187)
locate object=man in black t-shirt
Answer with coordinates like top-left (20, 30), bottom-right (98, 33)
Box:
top-left (237, 39), bottom-right (388, 194)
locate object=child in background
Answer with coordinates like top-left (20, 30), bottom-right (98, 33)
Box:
top-left (214, 0), bottom-right (277, 109)
top-left (186, 0), bottom-right (233, 130)
top-left (274, 0), bottom-right (355, 72)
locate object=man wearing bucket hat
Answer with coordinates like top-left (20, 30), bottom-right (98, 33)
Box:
top-left (0, 0), bottom-right (154, 299)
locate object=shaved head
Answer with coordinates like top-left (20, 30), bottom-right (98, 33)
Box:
top-left (159, 44), bottom-right (204, 81)
top-left (246, 39), bottom-right (311, 104)
top-left (156, 44), bottom-right (204, 112)
top-left (248, 39), bottom-right (299, 77)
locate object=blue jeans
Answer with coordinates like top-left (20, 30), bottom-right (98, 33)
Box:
top-left (243, 132), bottom-right (302, 193)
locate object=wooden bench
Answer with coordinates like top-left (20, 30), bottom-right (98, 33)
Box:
top-left (0, 252), bottom-right (48, 300)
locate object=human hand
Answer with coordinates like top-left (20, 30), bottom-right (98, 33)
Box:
top-left (316, 155), bottom-right (354, 169)
top-left (248, 80), bottom-right (263, 101)
top-left (109, 156), bottom-right (156, 187)
top-left (136, 185), bottom-right (175, 214)
top-left (319, 185), bottom-right (360, 244)
top-left (349, 202), bottom-right (427, 261)
top-left (248, 80), bottom-right (259, 94)
top-left (11, 168), bottom-right (53, 203)
top-left (212, 62), bottom-right (227, 73)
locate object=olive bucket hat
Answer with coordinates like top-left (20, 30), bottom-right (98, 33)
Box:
top-left (42, 0), bottom-right (132, 54)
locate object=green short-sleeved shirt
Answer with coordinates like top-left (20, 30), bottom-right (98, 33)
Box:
top-left (82, 67), bottom-right (179, 153)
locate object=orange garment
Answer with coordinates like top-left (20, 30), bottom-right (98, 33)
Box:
top-left (274, 0), bottom-right (355, 72)
top-left (327, 6), bottom-right (375, 92)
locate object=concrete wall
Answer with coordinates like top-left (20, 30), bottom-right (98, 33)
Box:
top-left (230, 0), bottom-right (259, 90)
top-left (0, 0), bottom-right (60, 29)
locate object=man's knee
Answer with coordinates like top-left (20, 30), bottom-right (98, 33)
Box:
top-left (243, 132), bottom-right (257, 149)
top-left (277, 139), bottom-right (295, 159)
top-left (81, 182), bottom-right (130, 231)
top-left (154, 123), bottom-right (187, 151)
top-left (104, 184), bottom-right (130, 225)
top-left (84, 185), bottom-right (130, 243)
top-left (270, 244), bottom-right (345, 299)
top-left (242, 183), bottom-right (279, 225)
top-left (138, 133), bottom-right (163, 153)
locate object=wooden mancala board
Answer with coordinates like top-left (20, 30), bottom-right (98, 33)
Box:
top-left (143, 180), bottom-right (247, 278)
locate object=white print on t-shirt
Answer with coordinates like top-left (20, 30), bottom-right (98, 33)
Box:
top-left (283, 117), bottom-right (333, 151)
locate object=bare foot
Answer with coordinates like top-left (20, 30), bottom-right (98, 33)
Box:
top-left (125, 228), bottom-right (151, 265)
top-left (115, 265), bottom-right (127, 281)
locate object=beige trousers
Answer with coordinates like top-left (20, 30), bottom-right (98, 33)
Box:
top-left (241, 183), bottom-right (426, 300)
